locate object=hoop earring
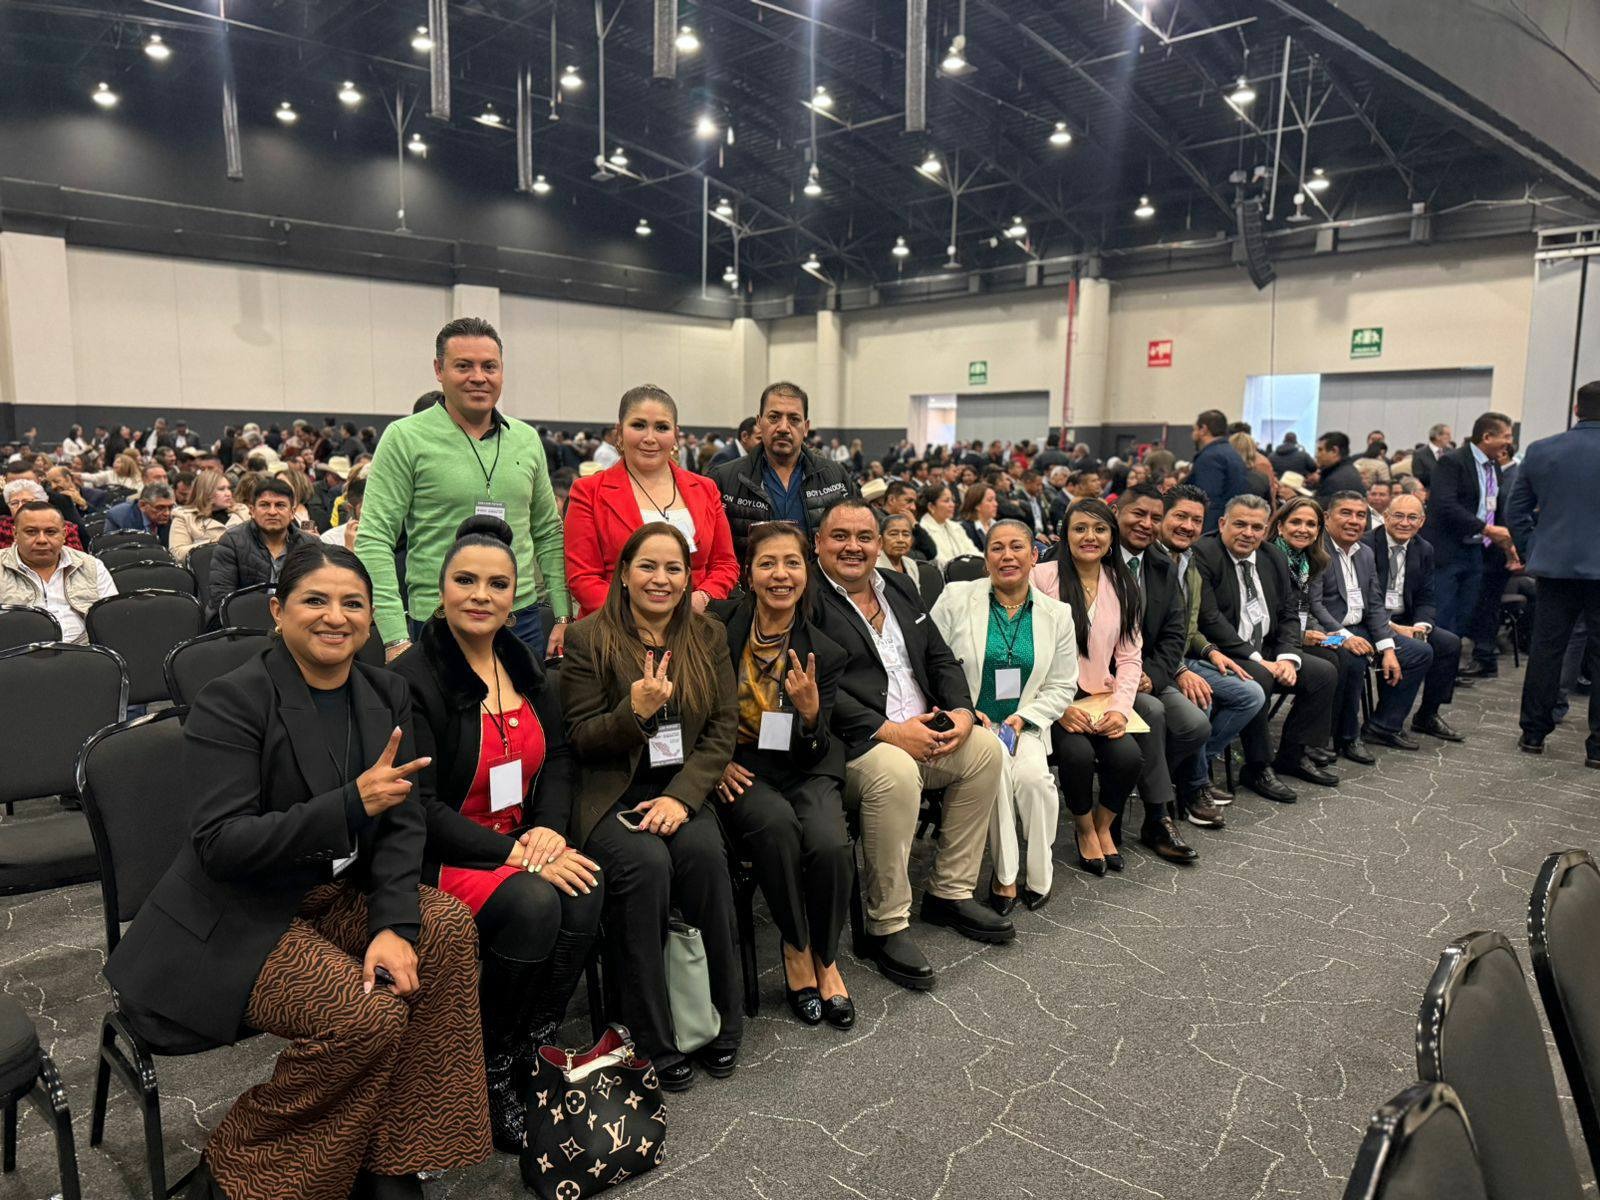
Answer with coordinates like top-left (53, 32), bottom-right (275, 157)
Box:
top-left (432, 605), bottom-right (445, 619)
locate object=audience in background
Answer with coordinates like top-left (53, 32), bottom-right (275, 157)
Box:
top-left (168, 469), bottom-right (247, 563)
top-left (104, 481), bottom-right (176, 547)
top-left (209, 476), bottom-right (312, 605)
top-left (1189, 409), bottom-right (1245, 532)
top-left (879, 511), bottom-right (944, 610)
top-left (321, 476), bottom-right (366, 549)
top-left (916, 482), bottom-right (979, 568)
top-left (1313, 432), bottom-right (1365, 502)
top-left (2, 480), bottom-right (83, 550)
top-left (0, 501), bottom-right (114, 641)
top-left (957, 482), bottom-right (999, 550)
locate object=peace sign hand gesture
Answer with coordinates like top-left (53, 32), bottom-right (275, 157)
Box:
top-left (784, 650), bottom-right (821, 725)
top-left (631, 650), bottom-right (674, 721)
top-left (356, 727), bottom-right (431, 818)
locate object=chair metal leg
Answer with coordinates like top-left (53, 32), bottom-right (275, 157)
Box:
top-left (90, 1017), bottom-right (113, 1147)
top-left (735, 874), bottom-right (760, 1018)
top-left (99, 1011), bottom-right (167, 1200)
top-left (1223, 744), bottom-right (1236, 793)
top-left (31, 1053), bottom-right (81, 1200)
top-left (2, 1097), bottom-right (15, 1174)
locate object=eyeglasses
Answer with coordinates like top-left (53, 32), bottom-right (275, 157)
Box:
top-left (1387, 514), bottom-right (1424, 525)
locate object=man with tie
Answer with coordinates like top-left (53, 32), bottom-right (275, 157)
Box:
top-left (1365, 492), bottom-right (1465, 743)
top-left (1508, 381), bottom-right (1600, 764)
top-left (1194, 494), bottom-right (1339, 802)
top-left (1421, 412), bottom-right (1515, 677)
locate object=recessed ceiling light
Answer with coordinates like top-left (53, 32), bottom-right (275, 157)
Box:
top-left (892, 236), bottom-right (910, 258)
top-left (803, 164), bottom-right (822, 197)
top-left (560, 64), bottom-right (583, 90)
top-left (1049, 121), bottom-right (1073, 147)
top-left (338, 80), bottom-right (362, 106)
top-left (92, 81), bottom-right (119, 108)
top-left (609, 146), bottom-right (629, 167)
top-left (411, 26), bottom-right (434, 52)
top-left (275, 100), bottom-right (298, 124)
top-left (1005, 216), bottom-right (1027, 240)
top-left (941, 35), bottom-right (969, 74)
top-left (918, 150), bottom-right (942, 176)
top-left (811, 85), bottom-right (833, 111)
top-left (722, 264), bottom-right (739, 286)
top-left (1306, 167), bottom-right (1331, 192)
top-left (714, 196), bottom-right (734, 218)
top-left (474, 103), bottom-right (504, 128)
top-left (531, 174), bottom-right (551, 195)
top-left (407, 133), bottom-right (427, 155)
top-left (803, 252), bottom-right (823, 275)
top-left (944, 244), bottom-right (961, 269)
top-left (676, 25), bottom-right (700, 53)
top-left (144, 34), bottom-right (170, 62)
top-left (1228, 76), bottom-right (1256, 106)
top-left (1134, 194), bottom-right (1156, 218)
top-left (695, 113), bottom-right (718, 140)
top-left (635, 218), bottom-right (652, 237)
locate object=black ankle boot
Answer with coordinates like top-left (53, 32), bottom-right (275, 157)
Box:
top-left (486, 1052), bottom-right (527, 1153)
top-left (511, 928), bottom-right (598, 1081)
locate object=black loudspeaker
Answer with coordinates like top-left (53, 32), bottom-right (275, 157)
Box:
top-left (1234, 195), bottom-right (1275, 290)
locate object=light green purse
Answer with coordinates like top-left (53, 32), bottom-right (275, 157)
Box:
top-left (665, 916), bottom-right (721, 1053)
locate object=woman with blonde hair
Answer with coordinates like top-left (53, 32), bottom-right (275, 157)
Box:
top-left (1229, 432), bottom-right (1274, 503)
top-left (168, 468), bottom-right (248, 562)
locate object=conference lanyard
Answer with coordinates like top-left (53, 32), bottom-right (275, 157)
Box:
top-left (460, 418), bottom-right (503, 495)
top-left (990, 595), bottom-right (1030, 666)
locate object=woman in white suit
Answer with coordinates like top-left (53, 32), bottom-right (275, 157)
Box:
top-left (932, 519), bottom-right (1078, 912)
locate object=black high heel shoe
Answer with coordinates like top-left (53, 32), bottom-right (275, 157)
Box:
top-left (1076, 852), bottom-right (1107, 877)
top-left (786, 986), bottom-right (823, 1025)
top-left (821, 995), bottom-right (856, 1029)
top-left (1104, 853), bottom-right (1124, 873)
top-left (987, 887), bottom-right (1018, 916)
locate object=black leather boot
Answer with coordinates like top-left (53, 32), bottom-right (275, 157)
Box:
top-left (510, 928), bottom-right (598, 1082)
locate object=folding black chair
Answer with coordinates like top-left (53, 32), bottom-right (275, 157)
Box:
top-left (76, 708), bottom-right (224, 1200)
top-left (1342, 1081), bottom-right (1486, 1200)
top-left (78, 517), bottom-right (108, 544)
top-left (89, 529), bottom-right (158, 556)
top-left (0, 604), bottom-right (60, 653)
top-left (943, 555), bottom-right (988, 583)
top-left (219, 583), bottom-right (273, 631)
top-left (99, 543), bottom-right (175, 571)
top-left (1529, 849), bottom-right (1600, 1179)
top-left (1, 993), bottom-right (80, 1200)
top-left (86, 591), bottom-right (203, 706)
top-left (109, 561), bottom-right (196, 597)
top-left (162, 628), bottom-right (271, 707)
top-left (184, 542), bottom-right (219, 613)
top-left (1416, 930), bottom-right (1586, 1200)
top-left (0, 643), bottom-right (127, 889)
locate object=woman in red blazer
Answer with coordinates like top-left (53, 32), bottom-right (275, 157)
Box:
top-left (564, 384), bottom-right (739, 617)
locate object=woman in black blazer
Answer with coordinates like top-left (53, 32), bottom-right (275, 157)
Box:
top-left (104, 542), bottom-right (490, 1200)
top-left (709, 523), bottom-right (855, 1030)
top-left (390, 517), bottom-right (602, 1153)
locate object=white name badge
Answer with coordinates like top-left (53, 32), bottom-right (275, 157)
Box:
top-left (1385, 588), bottom-right (1402, 613)
top-left (1245, 595), bottom-right (1268, 627)
top-left (664, 508), bottom-right (698, 553)
top-left (994, 667), bottom-right (1023, 700)
top-left (648, 722), bottom-right (685, 767)
top-left (332, 847), bottom-right (358, 876)
top-left (475, 500), bottom-right (507, 521)
top-left (1298, 611), bottom-right (1309, 633)
top-left (1485, 493), bottom-right (1497, 516)
top-left (758, 710), bottom-right (795, 751)
top-left (489, 759), bottom-right (523, 813)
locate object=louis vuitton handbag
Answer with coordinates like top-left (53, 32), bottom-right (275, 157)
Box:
top-left (521, 1024), bottom-right (668, 1199)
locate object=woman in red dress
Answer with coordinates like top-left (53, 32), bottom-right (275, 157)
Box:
top-left (392, 516), bottom-right (602, 1153)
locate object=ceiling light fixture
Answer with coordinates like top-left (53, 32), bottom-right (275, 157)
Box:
top-left (338, 80), bottom-right (362, 106)
top-left (695, 113), bottom-right (718, 140)
top-left (560, 64), bottom-right (583, 90)
top-left (474, 103), bottom-right (504, 127)
top-left (407, 132), bottom-right (427, 155)
top-left (609, 146), bottom-right (629, 167)
top-left (1227, 76), bottom-right (1255, 106)
top-left (941, 34), bottom-right (969, 74)
top-left (918, 150), bottom-right (942, 176)
top-left (892, 236), bottom-right (910, 259)
top-left (144, 34), bottom-right (171, 61)
top-left (676, 25), bottom-right (700, 53)
top-left (531, 174), bottom-right (552, 195)
top-left (1134, 194), bottom-right (1156, 219)
top-left (411, 25), bottom-right (434, 52)
top-left (1049, 120), bottom-right (1073, 147)
top-left (944, 244), bottom-right (961, 269)
top-left (635, 218), bottom-right (652, 237)
top-left (1005, 215), bottom-right (1027, 240)
top-left (92, 81), bottom-right (119, 108)
top-left (1306, 166), bottom-right (1331, 193)
top-left (714, 196), bottom-right (734, 218)
top-left (802, 252), bottom-right (824, 275)
top-left (275, 100), bottom-right (298, 124)
top-left (803, 164), bottom-right (822, 197)
top-left (810, 85), bottom-right (833, 111)
top-left (722, 264), bottom-right (739, 286)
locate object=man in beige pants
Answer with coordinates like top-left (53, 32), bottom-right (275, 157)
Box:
top-left (809, 498), bottom-right (1011, 991)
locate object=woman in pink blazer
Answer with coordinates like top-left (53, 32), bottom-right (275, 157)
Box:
top-left (1029, 498), bottom-right (1145, 876)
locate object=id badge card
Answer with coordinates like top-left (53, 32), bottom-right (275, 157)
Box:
top-left (475, 500), bottom-right (507, 521)
top-left (649, 722), bottom-right (685, 767)
top-left (1385, 588), bottom-right (1402, 613)
top-left (758, 709), bottom-right (795, 751)
top-left (488, 757), bottom-right (523, 813)
top-left (664, 508), bottom-right (698, 553)
top-left (332, 847), bottom-right (358, 876)
top-left (1245, 595), bottom-right (1268, 628)
top-left (994, 667), bottom-right (1023, 701)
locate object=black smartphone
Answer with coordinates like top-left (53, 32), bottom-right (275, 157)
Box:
top-left (927, 712), bottom-right (956, 733)
top-left (373, 966), bottom-right (396, 987)
top-left (616, 809), bottom-right (648, 831)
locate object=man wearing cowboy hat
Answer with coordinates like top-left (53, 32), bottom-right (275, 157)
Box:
top-left (1277, 471), bottom-right (1313, 503)
top-left (313, 455), bottom-right (350, 525)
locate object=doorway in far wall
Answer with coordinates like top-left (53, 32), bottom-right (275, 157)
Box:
top-left (909, 393), bottom-right (957, 450)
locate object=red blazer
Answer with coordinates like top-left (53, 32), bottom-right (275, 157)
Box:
top-left (563, 461), bottom-right (739, 617)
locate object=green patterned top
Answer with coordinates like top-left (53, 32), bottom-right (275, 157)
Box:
top-left (975, 596), bottom-right (1035, 725)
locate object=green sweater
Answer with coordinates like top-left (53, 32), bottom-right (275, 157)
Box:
top-left (355, 401), bottom-right (571, 645)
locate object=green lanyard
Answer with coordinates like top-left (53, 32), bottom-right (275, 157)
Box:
top-left (460, 418), bottom-right (503, 494)
top-left (990, 596), bottom-right (1029, 667)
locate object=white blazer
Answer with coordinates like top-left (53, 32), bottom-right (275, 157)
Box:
top-left (930, 578), bottom-right (1080, 731)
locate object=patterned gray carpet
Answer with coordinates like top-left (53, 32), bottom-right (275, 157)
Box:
top-left (5, 666), bottom-right (1598, 1200)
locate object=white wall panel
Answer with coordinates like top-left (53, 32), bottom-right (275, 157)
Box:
top-left (369, 280), bottom-right (454, 412)
top-left (279, 269), bottom-right (375, 414)
top-left (66, 246), bottom-right (181, 408)
top-left (172, 259), bottom-right (285, 411)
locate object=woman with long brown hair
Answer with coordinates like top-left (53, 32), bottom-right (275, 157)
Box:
top-left (168, 468), bottom-right (248, 562)
top-left (1267, 496), bottom-right (1339, 767)
top-left (561, 521), bottom-right (742, 1091)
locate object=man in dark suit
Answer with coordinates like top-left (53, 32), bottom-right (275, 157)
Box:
top-left (1310, 492), bottom-right (1432, 762)
top-left (103, 483), bottom-right (176, 547)
top-left (1194, 494), bottom-right (1339, 802)
top-left (1188, 409), bottom-right (1246, 534)
top-left (1366, 492), bottom-right (1465, 743)
top-left (1018, 469), bottom-right (1064, 539)
top-left (1408, 422), bottom-right (1454, 487)
top-left (1312, 431), bottom-right (1366, 504)
top-left (1508, 382), bottom-right (1600, 763)
top-left (1419, 412), bottom-right (1516, 673)
top-left (810, 497), bottom-right (1010, 989)
top-left (709, 417), bottom-right (759, 468)
top-left (1115, 483), bottom-right (1209, 858)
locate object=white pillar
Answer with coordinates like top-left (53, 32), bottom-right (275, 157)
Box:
top-left (451, 283), bottom-right (501, 327)
top-left (814, 308), bottom-right (844, 432)
top-left (731, 317), bottom-right (768, 416)
top-left (0, 232), bottom-right (79, 416)
top-left (1066, 277), bottom-right (1110, 436)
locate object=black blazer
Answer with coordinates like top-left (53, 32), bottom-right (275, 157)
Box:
top-left (879, 560), bottom-right (943, 612)
top-left (808, 568), bottom-right (974, 761)
top-left (1422, 444), bottom-right (1501, 565)
top-left (1312, 457), bottom-right (1366, 504)
top-left (1129, 549), bottom-right (1187, 693)
top-left (709, 594), bottom-right (848, 782)
top-left (1309, 537), bottom-right (1397, 644)
top-left (910, 522), bottom-right (940, 564)
top-left (1193, 535), bottom-right (1302, 663)
top-left (104, 643), bottom-right (427, 1049)
top-left (1365, 527), bottom-right (1438, 627)
top-left (389, 617), bottom-right (578, 880)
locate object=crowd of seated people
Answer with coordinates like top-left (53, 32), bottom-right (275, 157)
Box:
top-left (8, 313), bottom-right (1589, 1199)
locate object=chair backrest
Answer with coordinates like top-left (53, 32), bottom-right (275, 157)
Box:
top-left (110, 560), bottom-right (196, 596)
top-left (187, 541), bottom-right (219, 611)
top-left (1529, 850), bottom-right (1600, 1179)
top-left (220, 583), bottom-right (274, 630)
top-left (100, 543), bottom-right (175, 570)
top-left (0, 604), bottom-right (61, 652)
top-left (85, 591), bottom-right (203, 704)
top-left (79, 516), bottom-right (108, 543)
top-left (0, 642), bottom-right (127, 803)
top-left (164, 627), bottom-right (271, 706)
top-left (1416, 930), bottom-right (1586, 1200)
top-left (1343, 1081), bottom-right (1488, 1200)
top-left (76, 707), bottom-right (190, 954)
top-left (90, 528), bottom-right (158, 555)
top-left (943, 554), bottom-right (988, 582)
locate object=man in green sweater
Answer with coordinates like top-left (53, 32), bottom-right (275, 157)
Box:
top-left (356, 316), bottom-right (571, 660)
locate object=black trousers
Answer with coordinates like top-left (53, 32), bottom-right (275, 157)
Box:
top-left (716, 758), bottom-right (853, 967)
top-left (584, 792), bottom-right (743, 1067)
top-left (1414, 626), bottom-right (1461, 720)
top-left (1519, 577), bottom-right (1600, 755)
top-left (1232, 651), bottom-right (1337, 767)
top-left (1049, 724), bottom-right (1143, 819)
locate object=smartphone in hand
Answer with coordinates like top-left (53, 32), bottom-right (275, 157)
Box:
top-left (996, 723), bottom-right (1018, 756)
top-left (926, 711), bottom-right (957, 733)
top-left (616, 809), bottom-right (648, 832)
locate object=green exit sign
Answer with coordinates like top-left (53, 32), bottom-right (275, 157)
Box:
top-left (1351, 327), bottom-right (1383, 359)
top-left (968, 360), bottom-right (988, 386)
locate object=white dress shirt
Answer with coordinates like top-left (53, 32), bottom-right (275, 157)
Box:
top-left (1228, 550), bottom-right (1300, 666)
top-left (1330, 540), bottom-right (1395, 651)
top-left (828, 570), bottom-right (929, 722)
top-left (22, 550), bottom-right (117, 644)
